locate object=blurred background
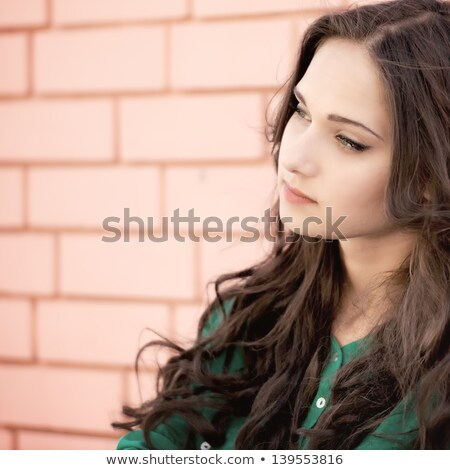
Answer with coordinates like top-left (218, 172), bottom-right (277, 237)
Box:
top-left (0, 0), bottom-right (381, 450)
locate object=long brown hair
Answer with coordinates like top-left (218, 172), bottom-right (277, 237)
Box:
top-left (111, 0), bottom-right (450, 449)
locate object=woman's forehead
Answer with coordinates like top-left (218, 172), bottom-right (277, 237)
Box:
top-left (297, 38), bottom-right (391, 140)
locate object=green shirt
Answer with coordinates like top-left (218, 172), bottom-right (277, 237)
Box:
top-left (116, 297), bottom-right (420, 450)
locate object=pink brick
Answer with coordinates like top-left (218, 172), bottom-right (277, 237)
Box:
top-left (171, 20), bottom-right (293, 89)
top-left (165, 163), bottom-right (275, 226)
top-left (200, 233), bottom-right (272, 299)
top-left (194, 0), bottom-right (346, 17)
top-left (0, 34), bottom-right (27, 95)
top-left (173, 303), bottom-right (205, 344)
top-left (28, 167), bottom-right (160, 229)
top-left (126, 369), bottom-right (159, 406)
top-left (201, 235), bottom-right (273, 298)
top-left (37, 299), bottom-right (171, 366)
top-left (18, 430), bottom-right (119, 450)
top-left (120, 94), bottom-right (264, 161)
top-left (0, 298), bottom-right (32, 359)
top-left (60, 233), bottom-right (195, 300)
top-left (54, 0), bottom-right (188, 25)
top-left (0, 233), bottom-right (54, 295)
top-left (0, 167), bottom-right (23, 227)
top-left (0, 0), bottom-right (46, 28)
top-left (0, 100), bottom-right (113, 162)
top-left (35, 27), bottom-right (165, 93)
top-left (0, 428), bottom-right (12, 449)
top-left (0, 364), bottom-right (123, 433)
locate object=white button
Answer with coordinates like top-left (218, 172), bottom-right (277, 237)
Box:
top-left (316, 397), bottom-right (326, 408)
top-left (200, 441), bottom-right (211, 450)
top-left (332, 353), bottom-right (339, 362)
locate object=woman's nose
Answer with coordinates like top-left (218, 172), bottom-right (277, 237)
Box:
top-left (282, 125), bottom-right (320, 176)
top-left (282, 144), bottom-right (317, 176)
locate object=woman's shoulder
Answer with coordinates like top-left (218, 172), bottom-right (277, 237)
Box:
top-left (116, 429), bottom-right (179, 450)
top-left (116, 410), bottom-right (193, 450)
top-left (116, 295), bottom-right (242, 451)
top-left (116, 430), bottom-right (149, 450)
top-left (200, 295), bottom-right (238, 337)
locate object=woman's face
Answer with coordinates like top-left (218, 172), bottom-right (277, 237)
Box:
top-left (277, 38), bottom-right (394, 241)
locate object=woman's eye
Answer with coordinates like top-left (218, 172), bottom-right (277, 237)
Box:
top-left (288, 100), bottom-right (369, 153)
top-left (294, 105), bottom-right (309, 120)
top-left (335, 134), bottom-right (369, 152)
top-left (289, 101), bottom-right (309, 121)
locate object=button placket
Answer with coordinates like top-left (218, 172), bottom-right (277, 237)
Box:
top-left (316, 396), bottom-right (327, 408)
top-left (200, 441), bottom-right (211, 450)
top-left (330, 350), bottom-right (342, 368)
top-left (297, 336), bottom-right (342, 431)
top-left (329, 336), bottom-right (344, 368)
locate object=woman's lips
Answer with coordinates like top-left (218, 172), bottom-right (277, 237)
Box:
top-left (282, 181), bottom-right (317, 204)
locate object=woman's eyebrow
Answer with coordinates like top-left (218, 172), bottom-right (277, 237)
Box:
top-left (293, 87), bottom-right (384, 142)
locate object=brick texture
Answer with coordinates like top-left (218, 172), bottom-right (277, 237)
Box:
top-left (165, 164), bottom-right (275, 224)
top-left (0, 168), bottom-right (23, 227)
top-left (0, 100), bottom-right (113, 162)
top-left (120, 93), bottom-right (264, 161)
top-left (60, 233), bottom-right (195, 299)
top-left (18, 431), bottom-right (119, 450)
top-left (0, 364), bottom-right (123, 432)
top-left (35, 27), bottom-right (166, 93)
top-left (0, 428), bottom-right (12, 450)
top-left (28, 166), bottom-right (160, 228)
top-left (0, 299), bottom-right (32, 360)
top-left (171, 20), bottom-right (294, 89)
top-left (193, 0), bottom-right (347, 17)
top-left (0, 0), bottom-right (46, 28)
top-left (53, 0), bottom-right (188, 25)
top-left (36, 299), bottom-right (171, 366)
top-left (0, 34), bottom-right (28, 95)
top-left (0, 233), bottom-right (54, 295)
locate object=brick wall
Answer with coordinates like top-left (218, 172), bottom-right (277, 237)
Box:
top-left (0, 0), bottom-right (378, 450)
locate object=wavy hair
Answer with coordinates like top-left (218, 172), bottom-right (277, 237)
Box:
top-left (111, 0), bottom-right (450, 449)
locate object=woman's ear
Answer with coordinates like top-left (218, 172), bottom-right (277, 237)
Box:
top-left (423, 187), bottom-right (431, 202)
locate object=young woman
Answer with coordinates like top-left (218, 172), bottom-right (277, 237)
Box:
top-left (112, 0), bottom-right (449, 450)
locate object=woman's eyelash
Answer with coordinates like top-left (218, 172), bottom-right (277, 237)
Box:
top-left (288, 100), bottom-right (370, 153)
